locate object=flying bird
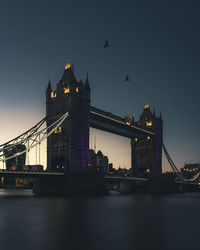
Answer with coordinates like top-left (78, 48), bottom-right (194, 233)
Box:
top-left (104, 40), bottom-right (109, 48)
top-left (125, 75), bottom-right (130, 82)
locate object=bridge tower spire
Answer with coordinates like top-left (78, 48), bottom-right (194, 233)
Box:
top-left (46, 61), bottom-right (90, 172)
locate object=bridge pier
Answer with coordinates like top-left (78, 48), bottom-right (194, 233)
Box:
top-left (33, 172), bottom-right (107, 196)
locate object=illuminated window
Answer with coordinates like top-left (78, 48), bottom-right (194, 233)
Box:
top-left (10, 166), bottom-right (16, 171)
top-left (62, 166), bottom-right (64, 169)
top-left (51, 92), bottom-right (56, 98)
top-left (57, 166), bottom-right (59, 169)
top-left (146, 121), bottom-right (152, 126)
top-left (64, 87), bottom-right (69, 93)
top-left (76, 87), bottom-right (79, 92)
top-left (54, 127), bottom-right (62, 134)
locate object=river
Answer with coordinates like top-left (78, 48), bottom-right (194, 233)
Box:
top-left (0, 189), bottom-right (199, 250)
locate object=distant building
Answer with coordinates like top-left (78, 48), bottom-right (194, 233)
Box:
top-left (3, 144), bottom-right (26, 171)
top-left (96, 150), bottom-right (109, 173)
top-left (181, 163), bottom-right (200, 178)
top-left (89, 149), bottom-right (97, 170)
top-left (89, 149), bottom-right (110, 174)
top-left (109, 163), bottom-right (114, 173)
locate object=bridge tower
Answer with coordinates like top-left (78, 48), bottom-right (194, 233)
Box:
top-left (46, 63), bottom-right (90, 172)
top-left (131, 104), bottom-right (163, 177)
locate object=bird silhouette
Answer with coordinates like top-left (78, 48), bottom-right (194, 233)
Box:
top-left (104, 40), bottom-right (109, 48)
top-left (125, 75), bottom-right (130, 82)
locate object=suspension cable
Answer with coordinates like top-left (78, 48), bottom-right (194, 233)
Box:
top-left (0, 112), bottom-right (69, 162)
top-left (162, 143), bottom-right (200, 182)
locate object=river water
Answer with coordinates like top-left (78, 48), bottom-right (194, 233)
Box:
top-left (0, 189), bottom-right (199, 250)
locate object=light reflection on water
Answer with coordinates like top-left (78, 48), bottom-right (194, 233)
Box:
top-left (0, 189), bottom-right (200, 250)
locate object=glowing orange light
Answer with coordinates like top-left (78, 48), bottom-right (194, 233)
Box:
top-left (51, 92), bottom-right (56, 98)
top-left (76, 87), bottom-right (79, 93)
top-left (10, 166), bottom-right (16, 171)
top-left (146, 121), bottom-right (152, 126)
top-left (144, 104), bottom-right (150, 109)
top-left (65, 63), bottom-right (71, 70)
top-left (64, 87), bottom-right (69, 93)
top-left (54, 127), bottom-right (62, 134)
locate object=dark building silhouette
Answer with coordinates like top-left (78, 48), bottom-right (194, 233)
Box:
top-left (131, 104), bottom-right (163, 177)
top-left (3, 144), bottom-right (26, 171)
top-left (89, 149), bottom-right (97, 170)
top-left (89, 149), bottom-right (110, 174)
top-left (46, 63), bottom-right (90, 172)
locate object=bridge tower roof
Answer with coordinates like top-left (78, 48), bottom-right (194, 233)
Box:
top-left (61, 62), bottom-right (77, 83)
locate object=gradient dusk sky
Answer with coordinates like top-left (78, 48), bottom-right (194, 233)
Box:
top-left (0, 0), bottom-right (199, 171)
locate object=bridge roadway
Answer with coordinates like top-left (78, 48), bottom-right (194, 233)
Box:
top-left (0, 170), bottom-right (64, 178)
top-left (90, 106), bottom-right (154, 138)
top-left (0, 170), bottom-right (148, 183)
top-left (104, 176), bottom-right (148, 182)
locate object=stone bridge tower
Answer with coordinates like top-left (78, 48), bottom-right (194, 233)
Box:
top-left (131, 104), bottom-right (163, 177)
top-left (46, 63), bottom-right (90, 172)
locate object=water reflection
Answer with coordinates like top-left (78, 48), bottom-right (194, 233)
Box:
top-left (0, 190), bottom-right (200, 250)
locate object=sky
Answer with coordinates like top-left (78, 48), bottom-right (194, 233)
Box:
top-left (0, 0), bottom-right (199, 171)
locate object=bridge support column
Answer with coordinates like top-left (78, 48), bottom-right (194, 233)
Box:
top-left (153, 133), bottom-right (162, 176)
top-left (131, 138), bottom-right (136, 176)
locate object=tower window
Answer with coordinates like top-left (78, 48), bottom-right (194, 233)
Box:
top-left (64, 87), bottom-right (70, 93)
top-left (54, 127), bottom-right (62, 134)
top-left (146, 121), bottom-right (152, 126)
top-left (76, 87), bottom-right (79, 93)
top-left (51, 92), bottom-right (56, 98)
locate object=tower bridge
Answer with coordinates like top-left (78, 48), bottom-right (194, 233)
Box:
top-left (46, 62), bottom-right (162, 177)
top-left (1, 62), bottom-right (198, 194)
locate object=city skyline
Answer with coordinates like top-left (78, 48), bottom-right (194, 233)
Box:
top-left (0, 0), bottom-right (199, 171)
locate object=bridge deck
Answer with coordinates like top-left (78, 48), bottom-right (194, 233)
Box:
top-left (90, 106), bottom-right (154, 138)
top-left (0, 170), bottom-right (64, 178)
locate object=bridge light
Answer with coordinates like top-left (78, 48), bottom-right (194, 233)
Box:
top-left (134, 138), bottom-right (138, 142)
top-left (64, 87), bottom-right (70, 93)
top-left (147, 136), bottom-right (150, 140)
top-left (126, 120), bottom-right (131, 126)
top-left (76, 87), bottom-right (79, 93)
top-left (146, 121), bottom-right (152, 126)
top-left (54, 127), bottom-right (62, 134)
